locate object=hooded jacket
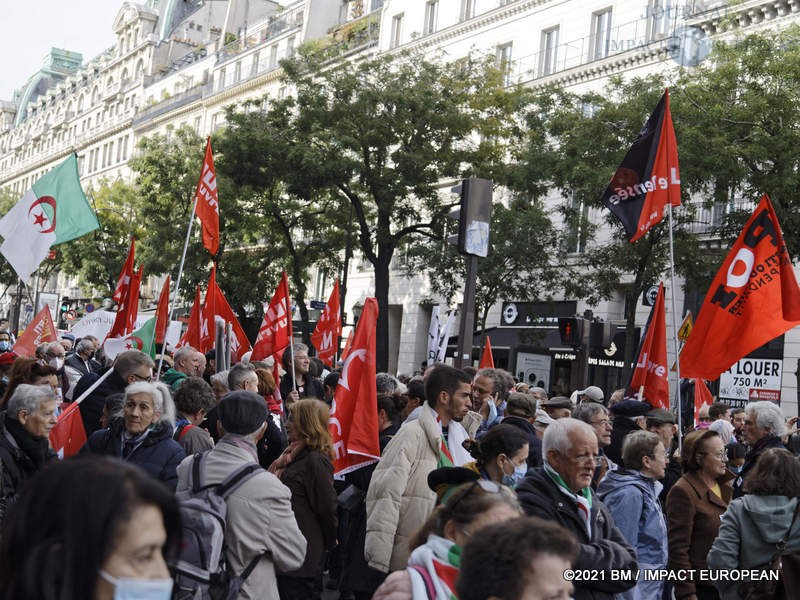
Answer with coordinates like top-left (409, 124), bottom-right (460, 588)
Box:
top-left (516, 467), bottom-right (638, 600)
top-left (708, 495), bottom-right (800, 600)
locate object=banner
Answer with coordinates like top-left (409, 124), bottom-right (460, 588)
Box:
top-left (681, 194), bottom-right (800, 380)
top-left (329, 297), bottom-right (380, 475)
top-left (427, 306), bottom-right (453, 365)
top-left (311, 279), bottom-right (341, 367)
top-left (629, 283), bottom-right (669, 410)
top-left (600, 89), bottom-right (681, 242)
top-left (70, 310), bottom-right (181, 348)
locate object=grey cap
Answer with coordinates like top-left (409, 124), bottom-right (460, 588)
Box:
top-left (647, 408), bottom-right (676, 425)
top-left (541, 395), bottom-right (572, 409)
top-left (506, 392), bottom-right (537, 418)
top-left (218, 390), bottom-right (268, 435)
top-left (582, 385), bottom-right (604, 403)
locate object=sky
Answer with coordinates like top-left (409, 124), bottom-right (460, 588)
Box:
top-left (0, 1), bottom-right (123, 100)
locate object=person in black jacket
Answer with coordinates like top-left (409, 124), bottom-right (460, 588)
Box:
top-left (515, 418), bottom-right (637, 600)
top-left (606, 399), bottom-right (651, 466)
top-left (733, 400), bottom-right (787, 498)
top-left (279, 343), bottom-right (324, 410)
top-left (73, 350), bottom-right (155, 437)
top-left (0, 384), bottom-right (58, 521)
top-left (80, 381), bottom-right (185, 490)
top-left (500, 392), bottom-right (543, 468)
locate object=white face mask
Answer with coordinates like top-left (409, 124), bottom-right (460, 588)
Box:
top-left (49, 357), bottom-right (64, 371)
top-left (99, 570), bottom-right (174, 600)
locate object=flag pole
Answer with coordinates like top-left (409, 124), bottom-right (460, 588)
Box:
top-left (667, 203), bottom-right (683, 453)
top-left (156, 199), bottom-right (198, 380)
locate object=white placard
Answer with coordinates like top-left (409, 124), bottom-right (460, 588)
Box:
top-left (70, 310), bottom-right (182, 348)
top-left (718, 358), bottom-right (782, 403)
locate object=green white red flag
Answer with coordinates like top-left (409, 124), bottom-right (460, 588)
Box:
top-left (0, 154), bottom-right (99, 280)
top-left (104, 317), bottom-right (156, 360)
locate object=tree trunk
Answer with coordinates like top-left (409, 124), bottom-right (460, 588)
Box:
top-left (622, 288), bottom-right (639, 384)
top-left (373, 252), bottom-right (391, 373)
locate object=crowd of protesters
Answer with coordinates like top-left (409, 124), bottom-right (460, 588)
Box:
top-left (0, 332), bottom-right (797, 599)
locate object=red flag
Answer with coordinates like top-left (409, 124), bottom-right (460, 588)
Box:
top-left (629, 283), bottom-right (670, 410)
top-left (600, 89), bottom-right (681, 242)
top-left (340, 328), bottom-right (354, 362)
top-left (14, 307), bottom-right (57, 357)
top-left (107, 264), bottom-right (143, 340)
top-left (311, 280), bottom-right (341, 367)
top-left (154, 275), bottom-right (171, 346)
top-left (681, 194), bottom-right (800, 380)
top-left (194, 138), bottom-right (219, 256)
top-left (113, 238), bottom-right (135, 304)
top-left (178, 286), bottom-right (202, 349)
top-left (49, 401), bottom-right (86, 459)
top-left (479, 336), bottom-right (494, 369)
top-left (200, 266), bottom-right (251, 360)
top-left (694, 379), bottom-right (714, 427)
top-left (251, 272), bottom-right (292, 362)
top-left (329, 297), bottom-right (380, 475)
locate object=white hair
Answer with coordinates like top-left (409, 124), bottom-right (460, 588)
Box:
top-left (745, 401), bottom-right (786, 438)
top-left (7, 384), bottom-right (55, 421)
top-left (124, 381), bottom-right (176, 426)
top-left (542, 417), bottom-right (596, 456)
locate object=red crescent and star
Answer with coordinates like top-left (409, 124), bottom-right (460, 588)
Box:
top-left (28, 196), bottom-right (57, 234)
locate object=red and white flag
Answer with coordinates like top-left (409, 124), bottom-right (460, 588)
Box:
top-left (113, 238), bottom-right (136, 304)
top-left (311, 279), bottom-right (341, 367)
top-left (178, 286), bottom-right (202, 350)
top-left (681, 194), bottom-right (800, 379)
top-left (194, 138), bottom-right (219, 256)
top-left (479, 336), bottom-right (494, 369)
top-left (107, 264), bottom-right (143, 340)
top-left (629, 283), bottom-right (670, 410)
top-left (694, 379), bottom-right (714, 427)
top-left (49, 401), bottom-right (86, 459)
top-left (251, 272), bottom-right (292, 362)
top-left (154, 275), bottom-right (171, 346)
top-left (329, 297), bottom-right (380, 475)
top-left (14, 306), bottom-right (57, 357)
top-left (200, 266), bottom-right (251, 361)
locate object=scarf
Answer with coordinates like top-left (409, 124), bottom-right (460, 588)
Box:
top-left (121, 428), bottom-right (150, 460)
top-left (545, 461), bottom-right (593, 538)
top-left (435, 415), bottom-right (472, 467)
top-left (219, 434), bottom-right (259, 462)
top-left (407, 534), bottom-right (460, 600)
top-left (4, 417), bottom-right (49, 471)
top-left (268, 440), bottom-right (305, 478)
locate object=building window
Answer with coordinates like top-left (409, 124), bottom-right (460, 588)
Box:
top-left (591, 8), bottom-right (613, 60)
top-left (390, 13), bottom-right (404, 49)
top-left (539, 27), bottom-right (559, 76)
top-left (287, 36), bottom-right (296, 58)
top-left (234, 61), bottom-right (242, 82)
top-left (496, 42), bottom-right (513, 86)
top-left (648, 0), bottom-right (678, 40)
top-left (460, 0), bottom-right (475, 21)
top-left (269, 44), bottom-right (278, 68)
top-left (565, 192), bottom-right (589, 254)
top-left (424, 0), bottom-right (438, 35)
top-left (194, 116), bottom-right (202, 134)
top-left (339, 0), bottom-right (348, 24)
top-left (217, 68), bottom-right (226, 91)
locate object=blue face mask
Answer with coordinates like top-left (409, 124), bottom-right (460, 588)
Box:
top-left (501, 461), bottom-right (529, 489)
top-left (99, 571), bottom-right (174, 600)
top-left (0, 342), bottom-right (10, 352)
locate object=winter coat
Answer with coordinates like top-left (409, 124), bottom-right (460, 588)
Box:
top-left (176, 439), bottom-right (306, 600)
top-left (161, 368), bottom-right (189, 392)
top-left (666, 471), bottom-right (733, 599)
top-left (80, 418), bottom-right (186, 490)
top-left (597, 469), bottom-right (667, 600)
top-left (708, 495), bottom-right (800, 600)
top-left (366, 404), bottom-right (472, 573)
top-left (74, 367), bottom-right (126, 437)
top-left (277, 446), bottom-right (338, 579)
top-left (279, 374), bottom-right (324, 405)
top-left (516, 467), bottom-right (638, 600)
top-left (732, 434), bottom-right (784, 498)
top-left (500, 415), bottom-right (542, 467)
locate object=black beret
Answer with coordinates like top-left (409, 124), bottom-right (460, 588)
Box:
top-left (427, 467), bottom-right (480, 505)
top-left (218, 390), bottom-right (268, 435)
top-left (611, 399), bottom-right (653, 417)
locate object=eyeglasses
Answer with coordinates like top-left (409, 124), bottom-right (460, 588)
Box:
top-left (699, 417), bottom-right (712, 422)
top-left (590, 419), bottom-right (611, 427)
top-left (559, 452), bottom-right (603, 467)
top-left (445, 479), bottom-right (502, 511)
top-left (130, 373), bottom-right (153, 383)
top-left (701, 451), bottom-right (728, 460)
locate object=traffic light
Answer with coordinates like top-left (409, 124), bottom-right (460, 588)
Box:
top-left (60, 297), bottom-right (70, 314)
top-left (558, 316), bottom-right (584, 347)
top-left (447, 178), bottom-right (493, 257)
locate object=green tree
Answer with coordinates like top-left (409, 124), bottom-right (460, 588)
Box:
top-left (267, 49), bottom-right (528, 370)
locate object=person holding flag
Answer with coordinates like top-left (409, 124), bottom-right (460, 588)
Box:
top-left (279, 343), bottom-right (323, 409)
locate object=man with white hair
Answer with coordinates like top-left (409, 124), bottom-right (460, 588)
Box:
top-left (733, 401), bottom-right (786, 498)
top-left (516, 418), bottom-right (637, 600)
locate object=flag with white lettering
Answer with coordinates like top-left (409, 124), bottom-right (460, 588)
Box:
top-left (251, 271), bottom-right (292, 362)
top-left (107, 265), bottom-right (143, 340)
top-left (311, 279), bottom-right (340, 367)
top-left (113, 238), bottom-right (135, 304)
top-left (13, 306), bottom-right (57, 357)
top-left (600, 89), bottom-right (681, 242)
top-left (681, 194), bottom-right (800, 380)
top-left (329, 297), bottom-right (379, 475)
top-left (200, 266), bottom-right (251, 361)
top-left (629, 282), bottom-right (669, 410)
top-left (194, 138), bottom-right (219, 256)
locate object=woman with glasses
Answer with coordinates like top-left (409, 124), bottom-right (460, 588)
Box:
top-left (80, 381), bottom-right (185, 490)
top-left (597, 430), bottom-right (668, 600)
top-left (373, 468), bottom-right (521, 600)
top-left (666, 430), bottom-right (733, 600)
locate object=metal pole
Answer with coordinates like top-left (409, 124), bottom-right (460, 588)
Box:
top-left (668, 203), bottom-right (684, 453)
top-left (455, 255), bottom-right (478, 369)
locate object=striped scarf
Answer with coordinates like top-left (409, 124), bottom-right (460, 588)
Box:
top-left (544, 461), bottom-right (593, 538)
top-left (407, 534), bottom-right (461, 600)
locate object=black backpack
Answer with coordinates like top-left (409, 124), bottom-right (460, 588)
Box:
top-left (172, 453), bottom-right (262, 600)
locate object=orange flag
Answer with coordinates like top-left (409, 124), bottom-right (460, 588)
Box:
top-left (311, 280), bottom-right (341, 367)
top-left (681, 194), bottom-right (800, 380)
top-left (49, 401), bottom-right (86, 459)
top-left (178, 286), bottom-right (202, 350)
top-left (629, 283), bottom-right (669, 410)
top-left (194, 137), bottom-right (219, 256)
top-left (694, 379), bottom-right (714, 427)
top-left (154, 275), bottom-right (171, 346)
top-left (479, 335), bottom-right (494, 369)
top-left (251, 272), bottom-right (292, 362)
top-left (329, 297), bottom-right (380, 475)
top-left (112, 238), bottom-right (135, 304)
top-left (14, 306), bottom-right (57, 357)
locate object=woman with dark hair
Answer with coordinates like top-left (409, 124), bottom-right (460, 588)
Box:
top-left (666, 430), bottom-right (733, 600)
top-left (464, 423), bottom-right (529, 488)
top-left (0, 455), bottom-right (181, 600)
top-left (0, 358), bottom-right (58, 409)
top-left (377, 392), bottom-right (404, 450)
top-left (373, 475), bottom-right (521, 600)
top-left (269, 398), bottom-right (338, 600)
top-left (708, 448), bottom-right (800, 599)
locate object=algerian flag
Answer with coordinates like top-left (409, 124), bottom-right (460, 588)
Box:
top-left (0, 154), bottom-right (99, 280)
top-left (104, 317), bottom-right (156, 360)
